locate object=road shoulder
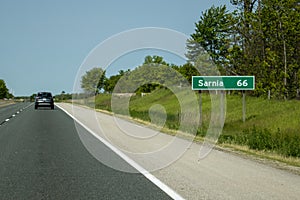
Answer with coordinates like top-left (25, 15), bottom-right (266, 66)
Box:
top-left (57, 102), bottom-right (300, 200)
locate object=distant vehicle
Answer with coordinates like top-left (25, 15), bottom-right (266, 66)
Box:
top-left (35, 92), bottom-right (54, 109)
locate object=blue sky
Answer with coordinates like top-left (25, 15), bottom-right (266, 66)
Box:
top-left (0, 0), bottom-right (233, 96)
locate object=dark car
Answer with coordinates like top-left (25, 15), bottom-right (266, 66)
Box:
top-left (35, 92), bottom-right (54, 109)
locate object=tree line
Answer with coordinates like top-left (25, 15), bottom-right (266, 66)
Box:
top-left (81, 0), bottom-right (299, 99)
top-left (187, 0), bottom-right (300, 99)
top-left (80, 55), bottom-right (200, 95)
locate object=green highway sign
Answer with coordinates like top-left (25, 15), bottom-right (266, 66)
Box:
top-left (192, 76), bottom-right (255, 90)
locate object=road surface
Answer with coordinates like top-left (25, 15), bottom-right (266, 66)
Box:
top-left (0, 103), bottom-right (173, 199)
top-left (1, 102), bottom-right (300, 200)
top-left (0, 102), bottom-right (30, 125)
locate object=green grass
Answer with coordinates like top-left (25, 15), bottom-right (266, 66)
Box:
top-left (224, 95), bottom-right (300, 135)
top-left (94, 93), bottom-right (112, 111)
top-left (92, 89), bottom-right (300, 158)
top-left (129, 89), bottom-right (181, 129)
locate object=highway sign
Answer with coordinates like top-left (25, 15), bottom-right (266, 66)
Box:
top-left (192, 76), bottom-right (255, 90)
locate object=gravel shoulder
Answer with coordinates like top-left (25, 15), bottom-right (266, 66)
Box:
top-left (58, 103), bottom-right (300, 200)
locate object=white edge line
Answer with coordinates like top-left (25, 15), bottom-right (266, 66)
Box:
top-left (56, 104), bottom-right (184, 200)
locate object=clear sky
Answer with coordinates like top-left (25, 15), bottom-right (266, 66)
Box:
top-left (0, 0), bottom-right (233, 96)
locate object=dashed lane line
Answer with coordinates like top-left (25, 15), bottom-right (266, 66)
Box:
top-left (0, 103), bottom-right (34, 127)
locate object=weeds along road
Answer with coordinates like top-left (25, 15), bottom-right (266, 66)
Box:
top-left (0, 103), bottom-right (173, 200)
top-left (59, 103), bottom-right (300, 200)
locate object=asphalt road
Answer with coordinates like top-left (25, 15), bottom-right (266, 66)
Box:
top-left (0, 103), bottom-right (172, 199)
top-left (0, 102), bottom-right (32, 125)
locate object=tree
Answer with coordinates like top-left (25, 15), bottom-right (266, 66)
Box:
top-left (61, 91), bottom-right (66, 100)
top-left (172, 63), bottom-right (200, 84)
top-left (259, 0), bottom-right (300, 98)
top-left (114, 62), bottom-right (187, 94)
top-left (187, 5), bottom-right (233, 75)
top-left (0, 79), bottom-right (9, 99)
top-left (188, 1), bottom-right (300, 99)
top-left (143, 55), bottom-right (168, 66)
top-left (139, 55), bottom-right (170, 92)
top-left (55, 91), bottom-right (72, 101)
top-left (30, 93), bottom-right (36, 102)
top-left (81, 67), bottom-right (106, 95)
top-left (103, 70), bottom-right (129, 93)
top-left (108, 55), bottom-right (188, 94)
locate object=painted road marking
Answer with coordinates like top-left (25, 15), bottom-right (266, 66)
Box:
top-left (57, 104), bottom-right (184, 200)
top-left (0, 103), bottom-right (34, 127)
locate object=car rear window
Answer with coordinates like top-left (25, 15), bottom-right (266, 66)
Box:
top-left (38, 92), bottom-right (52, 97)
